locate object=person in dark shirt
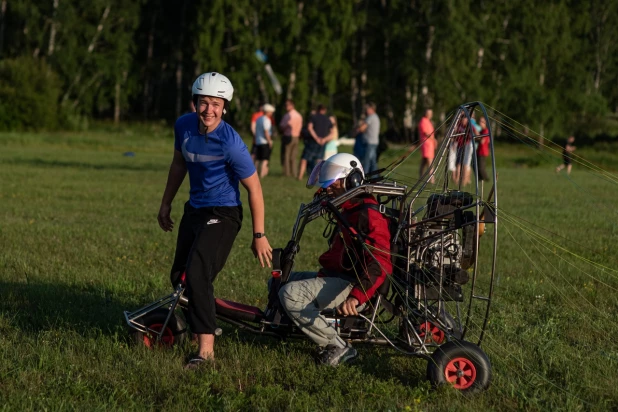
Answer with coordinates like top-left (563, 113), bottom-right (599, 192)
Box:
top-left (555, 136), bottom-right (576, 175)
top-left (298, 104), bottom-right (332, 181)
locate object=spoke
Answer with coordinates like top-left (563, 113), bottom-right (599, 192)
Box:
top-left (446, 363), bottom-right (458, 373)
top-left (446, 374), bottom-right (457, 383)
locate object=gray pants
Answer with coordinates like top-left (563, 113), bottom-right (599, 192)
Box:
top-left (278, 271), bottom-right (352, 349)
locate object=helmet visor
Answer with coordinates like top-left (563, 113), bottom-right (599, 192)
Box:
top-left (306, 161), bottom-right (324, 188)
top-left (307, 161), bottom-right (352, 189)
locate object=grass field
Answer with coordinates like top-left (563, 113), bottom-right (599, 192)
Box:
top-left (1, 126), bottom-right (618, 411)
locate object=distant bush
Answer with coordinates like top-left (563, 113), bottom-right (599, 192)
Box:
top-left (0, 57), bottom-right (62, 131)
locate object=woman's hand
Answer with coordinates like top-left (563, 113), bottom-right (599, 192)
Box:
top-left (251, 237), bottom-right (273, 268)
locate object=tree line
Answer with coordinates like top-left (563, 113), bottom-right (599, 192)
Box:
top-left (1, 0), bottom-right (616, 140)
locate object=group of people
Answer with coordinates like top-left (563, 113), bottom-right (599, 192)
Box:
top-left (250, 101), bottom-right (340, 181)
top-left (158, 72), bottom-right (390, 370)
top-left (250, 100), bottom-right (384, 181)
top-left (155, 71), bottom-right (580, 372)
top-left (417, 109), bottom-right (491, 186)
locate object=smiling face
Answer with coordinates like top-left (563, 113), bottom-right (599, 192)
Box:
top-left (196, 95), bottom-right (225, 133)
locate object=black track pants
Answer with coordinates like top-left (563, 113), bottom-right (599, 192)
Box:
top-left (170, 202), bottom-right (242, 334)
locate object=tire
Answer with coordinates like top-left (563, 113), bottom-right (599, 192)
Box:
top-left (416, 305), bottom-right (462, 344)
top-left (130, 308), bottom-right (187, 348)
top-left (427, 340), bottom-right (491, 393)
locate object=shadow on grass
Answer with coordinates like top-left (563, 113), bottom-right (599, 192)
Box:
top-left (0, 281), bottom-right (136, 335)
top-left (216, 320), bottom-right (427, 389)
top-left (3, 157), bottom-right (162, 172)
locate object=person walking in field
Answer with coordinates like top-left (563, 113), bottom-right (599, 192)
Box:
top-left (418, 109), bottom-right (436, 184)
top-left (157, 72), bottom-right (272, 368)
top-left (254, 104), bottom-right (276, 178)
top-left (279, 99), bottom-right (303, 177)
top-left (555, 136), bottom-right (576, 175)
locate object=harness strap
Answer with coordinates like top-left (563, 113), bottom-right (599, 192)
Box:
top-left (343, 203), bottom-right (399, 220)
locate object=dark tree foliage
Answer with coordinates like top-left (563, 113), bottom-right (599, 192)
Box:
top-left (1, 0), bottom-right (617, 139)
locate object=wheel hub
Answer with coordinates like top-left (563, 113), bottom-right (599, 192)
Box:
top-left (445, 357), bottom-right (477, 390)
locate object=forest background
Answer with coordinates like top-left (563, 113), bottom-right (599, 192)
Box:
top-left (1, 0), bottom-right (617, 142)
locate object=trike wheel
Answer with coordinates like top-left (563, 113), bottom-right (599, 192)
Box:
top-left (416, 305), bottom-right (462, 344)
top-left (427, 340), bottom-right (491, 393)
top-left (130, 308), bottom-right (187, 348)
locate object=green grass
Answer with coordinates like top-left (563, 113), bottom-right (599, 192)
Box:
top-left (1, 130), bottom-right (618, 411)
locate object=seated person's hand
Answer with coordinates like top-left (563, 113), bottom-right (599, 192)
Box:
top-left (337, 296), bottom-right (360, 316)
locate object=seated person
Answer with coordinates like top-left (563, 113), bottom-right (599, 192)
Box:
top-left (278, 153), bottom-right (393, 366)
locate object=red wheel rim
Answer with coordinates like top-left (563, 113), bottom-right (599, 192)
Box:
top-left (419, 322), bottom-right (445, 344)
top-left (142, 323), bottom-right (175, 348)
top-left (444, 357), bottom-right (477, 390)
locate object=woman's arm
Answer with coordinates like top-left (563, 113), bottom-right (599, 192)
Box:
top-left (240, 172), bottom-right (273, 267)
top-left (158, 150), bottom-right (187, 232)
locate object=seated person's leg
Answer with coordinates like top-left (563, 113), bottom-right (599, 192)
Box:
top-left (268, 271), bottom-right (318, 292)
top-left (279, 276), bottom-right (353, 349)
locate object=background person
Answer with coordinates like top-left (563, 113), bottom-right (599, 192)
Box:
top-left (353, 116), bottom-right (366, 160)
top-left (279, 99), bottom-right (303, 177)
top-left (250, 104), bottom-right (265, 162)
top-left (355, 102), bottom-right (380, 173)
top-left (476, 116), bottom-right (490, 181)
top-left (418, 109), bottom-right (436, 184)
top-left (278, 153), bottom-right (392, 367)
top-left (556, 136), bottom-right (576, 175)
top-left (157, 72), bottom-right (272, 368)
top-left (298, 104), bottom-right (332, 181)
top-left (450, 116), bottom-right (474, 185)
top-left (323, 115), bottom-right (339, 160)
top-left (254, 104), bottom-right (276, 178)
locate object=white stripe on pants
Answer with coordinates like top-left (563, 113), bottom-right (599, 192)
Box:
top-left (278, 271), bottom-right (352, 348)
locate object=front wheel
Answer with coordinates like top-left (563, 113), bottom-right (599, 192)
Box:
top-left (427, 340), bottom-right (491, 393)
top-left (130, 308), bottom-right (187, 348)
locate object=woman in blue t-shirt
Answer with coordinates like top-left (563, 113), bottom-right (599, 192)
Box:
top-left (157, 72), bottom-right (272, 368)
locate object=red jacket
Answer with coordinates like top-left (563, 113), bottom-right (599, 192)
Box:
top-left (318, 195), bottom-right (393, 304)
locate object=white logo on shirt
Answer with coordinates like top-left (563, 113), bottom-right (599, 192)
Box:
top-left (206, 219), bottom-right (221, 225)
top-left (181, 136), bottom-right (225, 163)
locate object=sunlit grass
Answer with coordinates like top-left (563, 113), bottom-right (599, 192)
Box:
top-left (1, 130), bottom-right (617, 410)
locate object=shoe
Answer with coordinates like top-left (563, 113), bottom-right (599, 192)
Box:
top-left (317, 344), bottom-right (358, 367)
top-left (184, 355), bottom-right (214, 370)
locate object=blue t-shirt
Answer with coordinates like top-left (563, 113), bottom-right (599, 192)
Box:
top-left (174, 113), bottom-right (256, 208)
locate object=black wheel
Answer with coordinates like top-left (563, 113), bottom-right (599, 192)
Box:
top-left (130, 308), bottom-right (187, 348)
top-left (427, 340), bottom-right (491, 393)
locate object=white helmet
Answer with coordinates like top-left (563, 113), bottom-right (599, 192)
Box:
top-left (192, 72), bottom-right (234, 102)
top-left (307, 153), bottom-right (365, 189)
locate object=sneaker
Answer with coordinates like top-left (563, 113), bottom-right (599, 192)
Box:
top-left (317, 344), bottom-right (358, 366)
top-left (184, 355), bottom-right (215, 370)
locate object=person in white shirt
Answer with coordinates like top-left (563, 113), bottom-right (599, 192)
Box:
top-left (254, 104), bottom-right (276, 178)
